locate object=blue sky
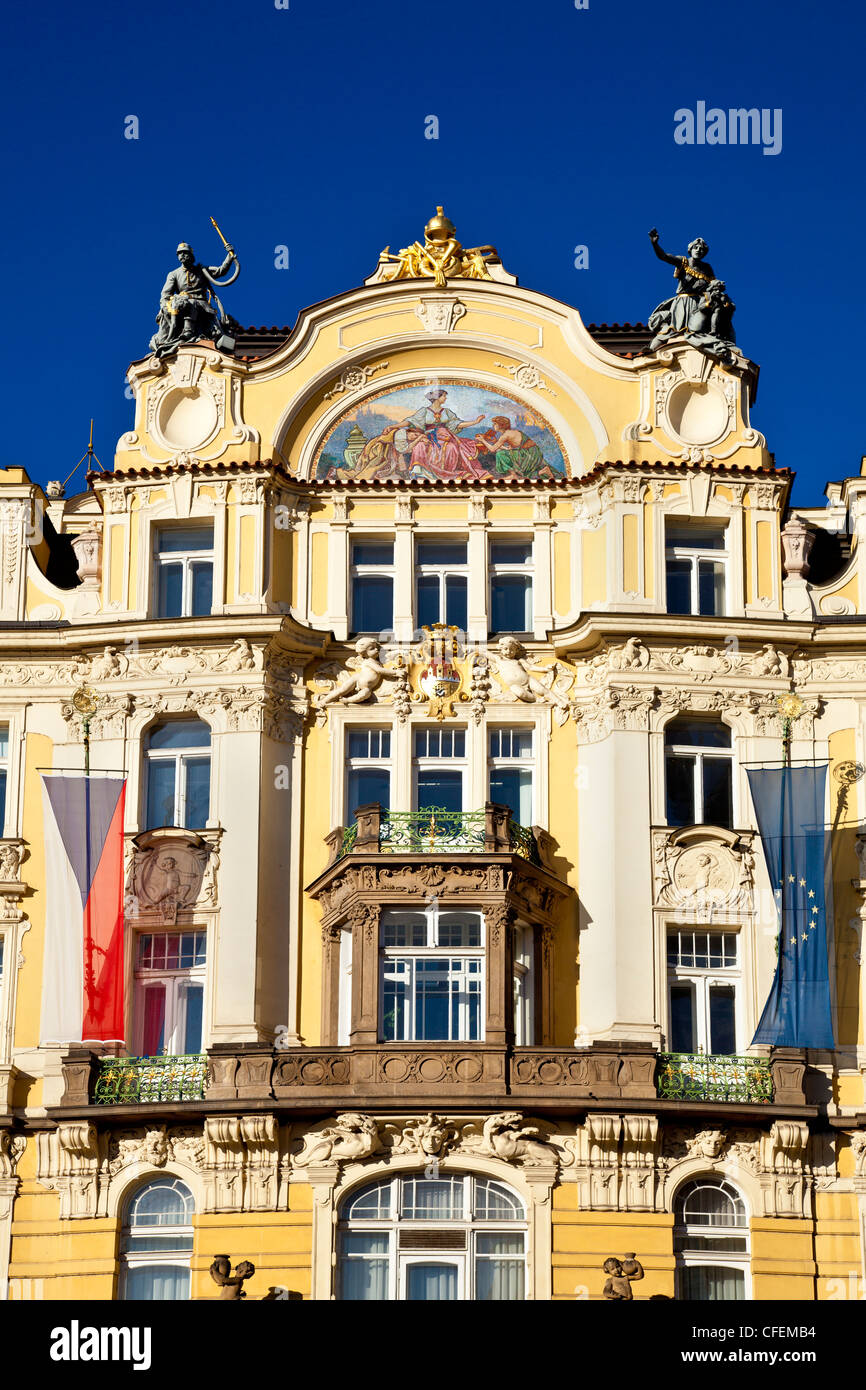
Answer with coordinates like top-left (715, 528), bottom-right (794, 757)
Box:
top-left (2, 0), bottom-right (861, 505)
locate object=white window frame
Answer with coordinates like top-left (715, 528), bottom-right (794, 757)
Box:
top-left (134, 930), bottom-right (207, 1056)
top-left (488, 537), bottom-right (534, 634)
top-left (344, 726), bottom-right (393, 821)
top-left (338, 1174), bottom-right (528, 1302)
top-left (414, 537), bottom-right (469, 630)
top-left (153, 525), bottom-right (215, 619)
top-left (0, 725), bottom-right (8, 836)
top-left (144, 724), bottom-right (211, 830)
top-left (350, 538), bottom-right (395, 635)
top-left (666, 928), bottom-right (741, 1054)
top-left (488, 726), bottom-right (535, 825)
top-left (412, 726), bottom-right (468, 812)
top-left (380, 905), bottom-right (484, 1043)
top-left (664, 720), bottom-right (735, 829)
top-left (665, 523), bottom-right (728, 617)
top-left (674, 1179), bottom-right (751, 1301)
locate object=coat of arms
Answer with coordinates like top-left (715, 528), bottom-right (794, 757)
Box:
top-left (414, 624), bottom-right (464, 719)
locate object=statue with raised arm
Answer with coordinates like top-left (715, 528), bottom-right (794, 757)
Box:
top-left (150, 219), bottom-right (240, 358)
top-left (645, 229), bottom-right (737, 362)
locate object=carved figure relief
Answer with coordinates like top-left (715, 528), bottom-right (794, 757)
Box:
top-left (315, 639), bottom-right (406, 713)
top-left (492, 637), bottom-right (572, 723)
top-left (127, 830), bottom-right (213, 921)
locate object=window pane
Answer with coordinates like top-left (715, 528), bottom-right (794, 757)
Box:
top-left (665, 558), bottom-right (692, 615)
top-left (665, 719), bottom-right (731, 749)
top-left (670, 984), bottom-right (695, 1053)
top-left (438, 915), bottom-right (482, 947)
top-left (381, 916), bottom-right (427, 947)
top-left (353, 575), bottom-right (393, 632)
top-left (665, 754), bottom-right (695, 826)
top-left (344, 1183), bottom-right (394, 1220)
top-left (417, 573), bottom-right (441, 627)
top-left (709, 985), bottom-right (736, 1054)
top-left (698, 560), bottom-right (725, 617)
top-left (123, 1265), bottom-right (191, 1300)
top-left (142, 984), bottom-right (166, 1056)
top-left (158, 528), bottom-right (213, 554)
top-left (353, 543), bottom-right (393, 567)
top-left (183, 758), bottom-right (210, 828)
top-left (416, 770), bottom-right (463, 813)
top-left (702, 758), bottom-right (733, 828)
top-left (416, 541), bottom-right (467, 566)
top-left (681, 1266), bottom-right (745, 1301)
top-left (146, 762), bottom-right (177, 828)
top-left (129, 1180), bottom-right (193, 1225)
top-left (445, 575), bottom-right (467, 630)
top-left (491, 541), bottom-right (532, 565)
top-left (382, 959), bottom-right (410, 1041)
top-left (340, 1234), bottom-right (389, 1302)
top-left (667, 526), bottom-right (726, 551)
top-left (347, 768), bottom-right (390, 814)
top-left (491, 575), bottom-right (532, 633)
top-left (157, 562), bottom-right (183, 620)
top-left (402, 1178), bottom-right (465, 1219)
top-left (415, 959), bottom-right (450, 1039)
top-left (190, 562), bottom-right (213, 617)
top-left (183, 984), bottom-right (203, 1054)
top-left (148, 721), bottom-right (211, 750)
top-left (474, 1182), bottom-right (523, 1220)
top-left (0, 726), bottom-right (8, 756)
top-left (0, 769), bottom-right (6, 830)
top-left (406, 1264), bottom-right (458, 1301)
top-left (490, 768), bottom-right (532, 824)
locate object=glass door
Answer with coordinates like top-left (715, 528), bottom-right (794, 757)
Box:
top-left (400, 1256), bottom-right (464, 1301)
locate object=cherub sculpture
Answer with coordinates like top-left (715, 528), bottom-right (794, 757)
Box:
top-left (602, 1253), bottom-right (644, 1301)
top-left (209, 1255), bottom-right (256, 1300)
top-left (317, 638), bottom-right (403, 707)
top-left (495, 637), bottom-right (571, 715)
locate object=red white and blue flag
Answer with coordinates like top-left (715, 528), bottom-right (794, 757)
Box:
top-left (40, 774), bottom-right (127, 1044)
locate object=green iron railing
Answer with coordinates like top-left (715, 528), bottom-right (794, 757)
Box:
top-left (340, 821), bottom-right (359, 856)
top-left (380, 806), bottom-right (487, 853)
top-left (657, 1052), bottom-right (773, 1104)
top-left (94, 1055), bottom-right (208, 1105)
top-left (508, 818), bottom-right (541, 865)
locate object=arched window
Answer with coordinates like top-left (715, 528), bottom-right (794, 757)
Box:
top-left (664, 717), bottom-right (733, 829)
top-left (338, 1173), bottom-right (526, 1301)
top-left (144, 720), bottom-right (211, 829)
top-left (674, 1178), bottom-right (749, 1300)
top-left (119, 1178), bottom-right (194, 1301)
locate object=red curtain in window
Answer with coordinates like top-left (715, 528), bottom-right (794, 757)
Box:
top-left (142, 984), bottom-right (166, 1057)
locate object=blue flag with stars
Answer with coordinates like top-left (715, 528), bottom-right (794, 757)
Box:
top-left (746, 764), bottom-right (834, 1049)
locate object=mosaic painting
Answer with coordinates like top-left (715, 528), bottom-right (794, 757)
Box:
top-left (314, 381), bottom-right (567, 482)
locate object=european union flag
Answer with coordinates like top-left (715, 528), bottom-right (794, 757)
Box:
top-left (746, 764), bottom-right (834, 1049)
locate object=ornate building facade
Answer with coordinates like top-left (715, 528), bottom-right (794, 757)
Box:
top-left (1, 213), bottom-right (865, 1301)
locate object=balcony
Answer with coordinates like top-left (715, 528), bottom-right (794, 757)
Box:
top-left (92, 1054), bottom-right (208, 1105)
top-left (657, 1052), bottom-right (773, 1104)
top-left (334, 803), bottom-right (543, 866)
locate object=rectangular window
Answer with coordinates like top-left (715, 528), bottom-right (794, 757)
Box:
top-left (346, 727), bottom-right (392, 817)
top-left (489, 540), bottom-right (533, 634)
top-left (667, 929), bottom-right (740, 1055)
top-left (351, 541), bottom-right (394, 634)
top-left (154, 527), bottom-right (214, 619)
top-left (512, 924), bottom-right (535, 1046)
top-left (488, 727), bottom-right (534, 824)
top-left (664, 719), bottom-right (733, 830)
top-left (415, 540), bottom-right (468, 630)
top-left (665, 524), bottom-right (727, 617)
top-left (413, 727), bottom-right (466, 813)
top-left (135, 930), bottom-right (207, 1056)
top-left (380, 909), bottom-right (484, 1043)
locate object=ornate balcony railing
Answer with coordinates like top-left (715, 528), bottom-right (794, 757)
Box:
top-left (332, 802), bottom-right (543, 866)
top-left (657, 1052), bottom-right (773, 1104)
top-left (93, 1054), bottom-right (208, 1106)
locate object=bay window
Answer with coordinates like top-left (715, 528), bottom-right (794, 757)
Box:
top-left (380, 908), bottom-right (483, 1042)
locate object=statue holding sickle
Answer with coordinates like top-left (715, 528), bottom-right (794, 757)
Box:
top-left (149, 217), bottom-right (241, 357)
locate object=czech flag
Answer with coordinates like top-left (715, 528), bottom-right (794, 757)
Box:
top-left (40, 774), bottom-right (127, 1044)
